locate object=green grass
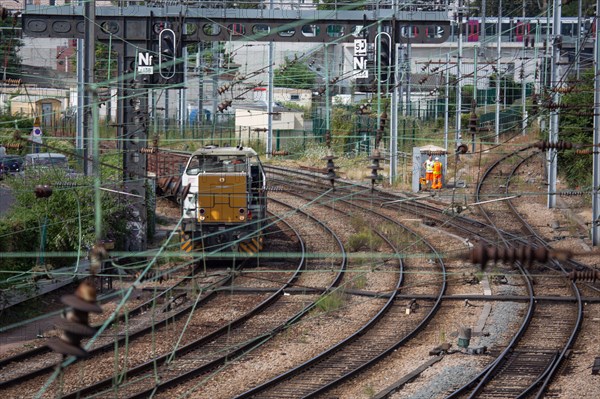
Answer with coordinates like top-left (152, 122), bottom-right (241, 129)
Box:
top-left (315, 289), bottom-right (346, 313)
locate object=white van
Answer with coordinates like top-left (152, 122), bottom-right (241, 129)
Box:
top-left (24, 153), bottom-right (69, 169)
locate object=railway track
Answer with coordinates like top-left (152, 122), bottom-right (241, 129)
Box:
top-left (57, 199), bottom-right (345, 398)
top-left (0, 262), bottom-right (222, 389)
top-left (444, 145), bottom-right (583, 399)
top-left (4, 147), bottom-right (594, 398)
top-left (233, 180), bottom-right (447, 398)
top-left (1, 218), bottom-right (297, 397)
top-left (262, 159), bottom-right (593, 399)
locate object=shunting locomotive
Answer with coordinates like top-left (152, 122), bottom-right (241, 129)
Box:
top-left (180, 146), bottom-right (266, 257)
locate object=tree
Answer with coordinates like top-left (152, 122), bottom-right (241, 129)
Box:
top-left (314, 1), bottom-right (364, 10)
top-left (95, 43), bottom-right (119, 82)
top-left (274, 56), bottom-right (316, 90)
top-left (0, 15), bottom-right (23, 81)
top-left (0, 171), bottom-right (128, 277)
top-left (489, 74), bottom-right (522, 106)
top-left (469, 1), bottom-right (542, 17)
top-left (469, 0), bottom-right (595, 17)
top-left (557, 69), bottom-right (594, 188)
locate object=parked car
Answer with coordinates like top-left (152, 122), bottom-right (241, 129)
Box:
top-left (0, 155), bottom-right (24, 179)
top-left (23, 153), bottom-right (79, 177)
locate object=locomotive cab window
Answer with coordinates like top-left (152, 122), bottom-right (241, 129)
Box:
top-left (186, 155), bottom-right (223, 174)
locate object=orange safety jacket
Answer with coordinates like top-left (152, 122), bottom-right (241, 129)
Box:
top-left (432, 161), bottom-right (442, 175)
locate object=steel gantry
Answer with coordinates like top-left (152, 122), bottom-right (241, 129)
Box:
top-left (21, 2), bottom-right (451, 250)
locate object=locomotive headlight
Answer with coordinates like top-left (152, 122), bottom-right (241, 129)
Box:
top-left (239, 215), bottom-right (245, 221)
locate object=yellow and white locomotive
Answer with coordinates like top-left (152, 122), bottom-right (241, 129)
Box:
top-left (180, 146), bottom-right (266, 257)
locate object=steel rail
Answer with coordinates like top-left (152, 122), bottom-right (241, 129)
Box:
top-left (115, 198), bottom-right (347, 399)
top-left (447, 146), bottom-right (583, 399)
top-left (235, 175), bottom-right (446, 398)
top-left (0, 260), bottom-right (225, 389)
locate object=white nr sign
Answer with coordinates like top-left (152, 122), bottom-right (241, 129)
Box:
top-left (137, 52), bottom-right (154, 75)
top-left (353, 39), bottom-right (368, 78)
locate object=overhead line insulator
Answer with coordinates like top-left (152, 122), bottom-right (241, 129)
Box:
top-left (534, 140), bottom-right (574, 151)
top-left (46, 280), bottom-right (103, 358)
top-left (470, 243), bottom-right (572, 269)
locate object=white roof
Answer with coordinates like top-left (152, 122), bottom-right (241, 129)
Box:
top-left (419, 145), bottom-right (447, 154)
top-left (25, 153), bottom-right (67, 159)
top-left (190, 146), bottom-right (258, 157)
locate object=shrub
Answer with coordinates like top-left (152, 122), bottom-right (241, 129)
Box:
top-left (315, 289), bottom-right (346, 313)
top-left (0, 171), bottom-right (128, 281)
top-left (347, 230), bottom-right (383, 252)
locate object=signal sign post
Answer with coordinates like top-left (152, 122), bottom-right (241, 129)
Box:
top-left (30, 125), bottom-right (42, 153)
top-left (354, 39), bottom-right (368, 78)
top-left (137, 52), bottom-right (153, 75)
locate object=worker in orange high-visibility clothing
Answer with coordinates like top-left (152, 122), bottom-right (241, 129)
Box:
top-left (422, 154), bottom-right (434, 190)
top-left (432, 157), bottom-right (443, 189)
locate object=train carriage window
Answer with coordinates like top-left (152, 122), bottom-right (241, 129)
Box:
top-left (562, 23), bottom-right (574, 37)
top-left (485, 22), bottom-right (495, 37)
top-left (228, 23), bottom-right (245, 36)
top-left (501, 23), bottom-right (511, 38)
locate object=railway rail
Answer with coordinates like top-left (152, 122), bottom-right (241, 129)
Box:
top-left (60, 199), bottom-right (344, 398)
top-left (260, 159), bottom-right (592, 399)
top-left (3, 145), bottom-right (597, 398)
top-left (444, 146), bottom-right (583, 399)
top-left (235, 180), bottom-right (447, 398)
top-left (0, 263), bottom-right (221, 389)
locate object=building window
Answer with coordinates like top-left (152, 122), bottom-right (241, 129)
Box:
top-left (290, 94), bottom-right (300, 101)
top-left (49, 0), bottom-right (56, 5)
top-left (273, 113), bottom-right (282, 121)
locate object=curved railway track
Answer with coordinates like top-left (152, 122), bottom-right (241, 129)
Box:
top-left (235, 182), bottom-right (447, 398)
top-left (262, 157), bottom-right (592, 399)
top-left (445, 146), bottom-right (583, 399)
top-left (0, 216), bottom-right (300, 397)
top-left (3, 146), bottom-right (596, 398)
top-left (60, 199), bottom-right (346, 398)
top-left (0, 262), bottom-right (225, 389)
